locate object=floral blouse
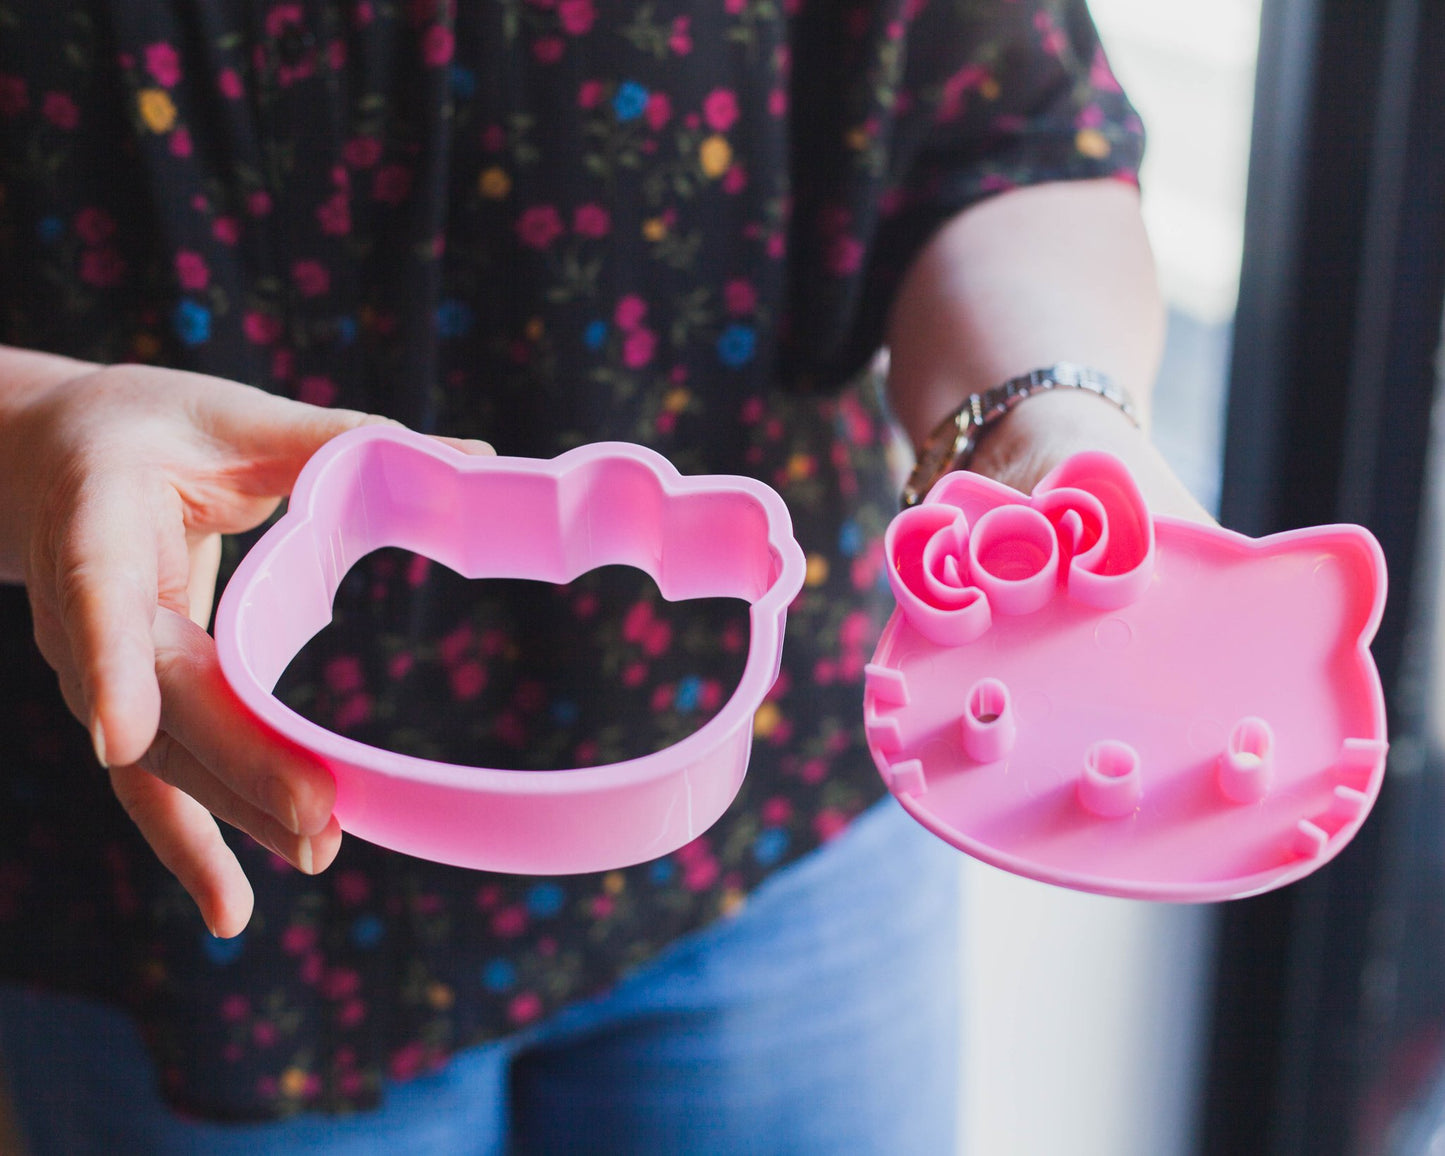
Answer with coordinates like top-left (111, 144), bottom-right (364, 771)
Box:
top-left (0, 0), bottom-right (1141, 1119)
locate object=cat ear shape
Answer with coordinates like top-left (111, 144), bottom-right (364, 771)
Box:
top-left (1034, 451), bottom-right (1155, 609)
top-left (884, 503), bottom-right (992, 646)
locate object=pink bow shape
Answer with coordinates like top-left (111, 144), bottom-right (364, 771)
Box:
top-left (886, 451), bottom-right (1156, 647)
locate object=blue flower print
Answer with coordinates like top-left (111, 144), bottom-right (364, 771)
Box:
top-left (717, 324), bottom-right (756, 367)
top-left (172, 299), bottom-right (212, 346)
top-left (613, 81), bottom-right (649, 121)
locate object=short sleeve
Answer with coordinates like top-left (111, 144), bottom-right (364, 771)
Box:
top-left (782, 0), bottom-right (1144, 389)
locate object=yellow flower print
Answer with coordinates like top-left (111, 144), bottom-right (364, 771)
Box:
top-left (427, 982), bottom-right (455, 1010)
top-left (524, 316), bottom-right (544, 341)
top-left (479, 166), bottom-right (511, 199)
top-left (980, 78), bottom-right (1000, 100)
top-left (663, 387), bottom-right (690, 413)
top-left (1075, 128), bottom-right (1111, 159)
top-left (642, 216), bottom-right (668, 241)
top-left (280, 1067), bottom-right (309, 1099)
top-left (805, 553), bottom-right (829, 587)
top-left (603, 871), bottom-right (626, 895)
top-left (699, 134), bottom-right (732, 179)
top-left (138, 88), bottom-right (177, 133)
top-left (753, 701), bottom-right (780, 739)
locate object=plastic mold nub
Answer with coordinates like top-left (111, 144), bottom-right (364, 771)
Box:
top-left (864, 663), bottom-right (910, 708)
top-left (1335, 737), bottom-right (1388, 789)
top-left (886, 759), bottom-right (927, 798)
top-left (968, 505), bottom-right (1060, 617)
top-left (1078, 740), bottom-right (1142, 818)
top-left (961, 678), bottom-right (1016, 763)
top-left (1218, 717), bottom-right (1275, 803)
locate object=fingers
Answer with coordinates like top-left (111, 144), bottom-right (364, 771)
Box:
top-left (150, 607), bottom-right (338, 840)
top-left (109, 763), bottom-right (255, 939)
top-left (43, 471), bottom-right (167, 769)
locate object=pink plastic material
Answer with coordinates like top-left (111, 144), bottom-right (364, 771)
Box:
top-left (865, 451), bottom-right (1389, 902)
top-left (215, 426), bottom-right (805, 875)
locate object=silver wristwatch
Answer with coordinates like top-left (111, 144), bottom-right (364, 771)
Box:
top-left (900, 362), bottom-right (1138, 508)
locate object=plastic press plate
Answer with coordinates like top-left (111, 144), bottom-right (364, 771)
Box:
top-left (863, 452), bottom-right (1388, 902)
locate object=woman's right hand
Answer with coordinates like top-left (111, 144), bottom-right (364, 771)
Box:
top-left (0, 349), bottom-right (490, 937)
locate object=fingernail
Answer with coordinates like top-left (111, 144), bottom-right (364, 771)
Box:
top-left (460, 438), bottom-right (495, 455)
top-left (296, 836), bottom-right (314, 875)
top-left (261, 776), bottom-right (301, 835)
top-left (91, 717), bottom-right (108, 768)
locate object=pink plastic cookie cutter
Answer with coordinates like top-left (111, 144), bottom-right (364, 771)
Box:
top-left (215, 425), bottom-right (806, 875)
top-left (864, 451), bottom-right (1389, 902)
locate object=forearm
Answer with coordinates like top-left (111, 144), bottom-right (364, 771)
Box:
top-left (884, 179), bottom-right (1207, 520)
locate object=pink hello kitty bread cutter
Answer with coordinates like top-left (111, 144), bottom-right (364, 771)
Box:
top-left (215, 425), bottom-right (805, 876)
top-left (865, 451), bottom-right (1389, 901)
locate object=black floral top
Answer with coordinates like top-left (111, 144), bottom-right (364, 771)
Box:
top-left (0, 0), bottom-right (1141, 1120)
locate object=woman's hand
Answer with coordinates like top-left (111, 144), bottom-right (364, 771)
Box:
top-left (0, 350), bottom-right (490, 937)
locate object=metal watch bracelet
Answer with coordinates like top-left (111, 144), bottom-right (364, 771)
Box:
top-left (899, 362), bottom-right (1138, 508)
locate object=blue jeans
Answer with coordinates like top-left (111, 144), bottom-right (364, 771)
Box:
top-left (0, 800), bottom-right (960, 1155)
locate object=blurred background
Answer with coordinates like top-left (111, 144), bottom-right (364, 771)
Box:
top-left (957, 1), bottom-right (1445, 1152)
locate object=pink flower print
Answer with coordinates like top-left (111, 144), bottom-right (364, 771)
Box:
top-left (481, 122), bottom-right (507, 150)
top-left (316, 191), bottom-right (351, 235)
top-left (292, 259), bottom-right (331, 297)
top-left (622, 326), bottom-right (656, 368)
top-left (722, 164), bottom-right (748, 195)
top-left (324, 655), bottom-right (364, 694)
top-left (573, 203), bottom-right (610, 238)
top-left (387, 652), bottom-right (414, 680)
top-left (169, 127), bottom-right (193, 157)
top-left (389, 1043), bottom-right (425, 1081)
top-left (622, 599), bottom-right (651, 643)
top-left (74, 207), bottom-right (115, 245)
top-left (559, 0), bottom-right (595, 35)
top-left (334, 692), bottom-right (373, 731)
top-left (1091, 46), bottom-right (1123, 93)
top-left (334, 870), bottom-right (370, 905)
top-left (492, 905), bottom-right (527, 937)
top-left (642, 619), bottom-right (672, 656)
top-left (328, 39), bottom-right (347, 70)
top-left (814, 809), bottom-right (849, 841)
top-left (767, 88), bottom-right (787, 116)
top-left (247, 189), bottom-right (274, 217)
top-left (724, 278), bottom-right (757, 315)
top-left (622, 661), bottom-right (647, 687)
top-left (644, 91), bottom-right (671, 131)
top-left (42, 92), bottom-right (78, 130)
top-left (439, 622), bottom-right (473, 665)
top-left (265, 4), bottom-right (305, 38)
top-left (212, 216), bottom-right (240, 245)
top-left (272, 348), bottom-right (294, 382)
top-left (590, 894), bottom-right (614, 917)
top-left (703, 89), bottom-right (739, 133)
top-left (174, 250), bottom-right (209, 291)
top-left (337, 999), bottom-right (366, 1028)
top-left (827, 234), bottom-right (864, 275)
top-left (669, 15), bottom-right (692, 54)
top-left (449, 660), bottom-right (486, 700)
top-left (683, 856), bottom-right (718, 890)
top-left (800, 758), bottom-right (827, 784)
top-left (508, 992), bottom-right (543, 1025)
top-left (243, 311), bottom-right (284, 344)
top-left (321, 967), bottom-right (361, 1000)
top-left (299, 951), bottom-right (324, 984)
top-left (421, 24), bottom-right (455, 65)
top-left (0, 76), bottom-right (28, 118)
top-left (406, 554), bottom-right (431, 587)
top-left (145, 42), bottom-right (181, 87)
top-left (577, 80), bottom-right (604, 109)
top-left (614, 294), bottom-right (647, 330)
top-left (372, 164), bottom-right (412, 205)
top-left (220, 994), bottom-right (251, 1022)
top-left (79, 248), bottom-right (126, 288)
top-left (762, 796), bottom-right (793, 825)
top-left (724, 0), bottom-right (744, 14)
top-left (281, 923), bottom-right (317, 955)
top-left (252, 1021), bottom-right (278, 1048)
top-left (355, 1), bottom-right (374, 23)
top-left (1077, 104), bottom-right (1105, 129)
top-left (532, 36), bottom-right (565, 64)
top-left (517, 204), bottom-right (564, 249)
top-left (343, 135), bottom-right (382, 168)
